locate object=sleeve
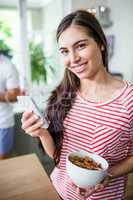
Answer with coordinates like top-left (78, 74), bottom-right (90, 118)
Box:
top-left (128, 124), bottom-right (133, 156)
top-left (128, 115), bottom-right (133, 156)
top-left (127, 85), bottom-right (133, 156)
top-left (5, 63), bottom-right (20, 89)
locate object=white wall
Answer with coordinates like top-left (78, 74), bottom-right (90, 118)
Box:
top-left (71, 0), bottom-right (92, 10)
top-left (42, 0), bottom-right (64, 86)
top-left (106, 0), bottom-right (133, 82)
top-left (70, 0), bottom-right (133, 82)
top-left (42, 0), bottom-right (63, 58)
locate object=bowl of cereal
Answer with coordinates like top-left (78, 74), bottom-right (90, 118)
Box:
top-left (66, 150), bottom-right (109, 188)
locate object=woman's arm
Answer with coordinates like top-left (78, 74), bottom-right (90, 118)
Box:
top-left (109, 155), bottom-right (133, 178)
top-left (21, 112), bottom-right (56, 159)
top-left (76, 156), bottom-right (133, 198)
top-left (39, 130), bottom-right (56, 159)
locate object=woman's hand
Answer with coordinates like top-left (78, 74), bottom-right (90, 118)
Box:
top-left (69, 174), bottom-right (111, 198)
top-left (80, 175), bottom-right (111, 198)
top-left (21, 111), bottom-right (46, 137)
top-left (21, 111), bottom-right (56, 159)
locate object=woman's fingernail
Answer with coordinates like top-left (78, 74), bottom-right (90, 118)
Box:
top-left (34, 115), bottom-right (39, 120)
top-left (39, 120), bottom-right (44, 126)
top-left (30, 133), bottom-right (33, 136)
top-left (96, 184), bottom-right (104, 191)
top-left (80, 191), bottom-right (85, 196)
top-left (95, 185), bottom-right (100, 190)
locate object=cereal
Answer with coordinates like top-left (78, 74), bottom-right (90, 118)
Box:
top-left (69, 155), bottom-right (102, 170)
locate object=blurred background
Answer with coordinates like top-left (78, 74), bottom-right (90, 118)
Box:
top-left (0, 0), bottom-right (133, 96)
top-left (0, 0), bottom-right (133, 199)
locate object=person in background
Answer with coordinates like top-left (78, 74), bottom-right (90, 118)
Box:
top-left (21, 10), bottom-right (133, 200)
top-left (0, 50), bottom-right (20, 159)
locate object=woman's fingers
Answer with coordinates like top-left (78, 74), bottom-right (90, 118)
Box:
top-left (94, 175), bottom-right (110, 192)
top-left (67, 177), bottom-right (96, 197)
top-left (67, 176), bottom-right (108, 198)
top-left (26, 128), bottom-right (43, 137)
top-left (67, 178), bottom-right (77, 189)
top-left (100, 175), bottom-right (110, 187)
top-left (76, 187), bottom-right (86, 197)
top-left (22, 113), bottom-right (39, 129)
top-left (95, 183), bottom-right (104, 191)
top-left (21, 111), bottom-right (45, 137)
top-left (73, 186), bottom-right (95, 198)
top-left (25, 119), bottom-right (43, 133)
top-left (21, 111), bottom-right (33, 122)
top-left (77, 184), bottom-right (105, 198)
top-left (83, 187), bottom-right (95, 197)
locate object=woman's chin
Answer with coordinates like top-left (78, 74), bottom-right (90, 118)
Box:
top-left (76, 72), bottom-right (88, 79)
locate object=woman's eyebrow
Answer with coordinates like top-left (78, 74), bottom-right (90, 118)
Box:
top-left (59, 47), bottom-right (67, 51)
top-left (59, 39), bottom-right (88, 50)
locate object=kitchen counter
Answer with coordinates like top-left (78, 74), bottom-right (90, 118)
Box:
top-left (0, 154), bottom-right (60, 200)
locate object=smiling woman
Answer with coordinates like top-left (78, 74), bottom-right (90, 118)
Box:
top-left (21, 9), bottom-right (133, 200)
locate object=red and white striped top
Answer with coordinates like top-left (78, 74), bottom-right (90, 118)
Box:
top-left (50, 81), bottom-right (133, 200)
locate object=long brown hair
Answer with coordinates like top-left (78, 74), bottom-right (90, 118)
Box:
top-left (46, 10), bottom-right (108, 164)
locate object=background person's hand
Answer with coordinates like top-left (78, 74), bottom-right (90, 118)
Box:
top-left (21, 111), bottom-right (46, 137)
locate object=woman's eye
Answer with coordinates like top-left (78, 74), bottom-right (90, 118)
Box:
top-left (78, 43), bottom-right (86, 50)
top-left (60, 50), bottom-right (69, 56)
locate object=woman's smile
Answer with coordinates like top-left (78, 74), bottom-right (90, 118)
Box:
top-left (70, 62), bottom-right (88, 73)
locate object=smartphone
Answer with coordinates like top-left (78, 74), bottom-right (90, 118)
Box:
top-left (17, 96), bottom-right (49, 129)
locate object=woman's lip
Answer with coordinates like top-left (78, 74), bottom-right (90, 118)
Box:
top-left (71, 62), bottom-right (87, 73)
top-left (71, 62), bottom-right (87, 68)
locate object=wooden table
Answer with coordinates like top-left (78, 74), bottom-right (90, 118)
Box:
top-left (0, 154), bottom-right (60, 200)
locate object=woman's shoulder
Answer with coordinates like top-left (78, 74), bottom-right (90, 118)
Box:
top-left (125, 81), bottom-right (133, 92)
top-left (111, 79), bottom-right (132, 99)
top-left (121, 81), bottom-right (133, 109)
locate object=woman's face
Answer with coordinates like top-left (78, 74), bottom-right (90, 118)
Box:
top-left (58, 25), bottom-right (104, 80)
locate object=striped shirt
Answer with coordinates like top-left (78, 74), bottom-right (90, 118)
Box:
top-left (50, 81), bottom-right (133, 200)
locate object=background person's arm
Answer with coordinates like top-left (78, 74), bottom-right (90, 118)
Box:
top-left (0, 88), bottom-right (21, 102)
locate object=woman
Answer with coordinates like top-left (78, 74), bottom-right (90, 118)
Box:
top-left (22, 10), bottom-right (133, 200)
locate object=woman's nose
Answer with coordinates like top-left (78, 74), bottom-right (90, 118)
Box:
top-left (70, 51), bottom-right (80, 63)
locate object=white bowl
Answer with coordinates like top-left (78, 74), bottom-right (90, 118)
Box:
top-left (66, 150), bottom-right (109, 188)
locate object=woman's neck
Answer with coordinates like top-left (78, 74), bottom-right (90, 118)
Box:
top-left (80, 68), bottom-right (110, 93)
top-left (79, 70), bottom-right (124, 103)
